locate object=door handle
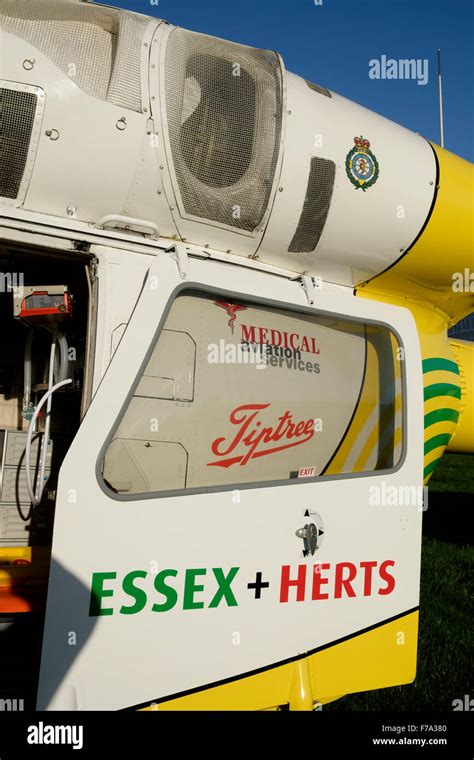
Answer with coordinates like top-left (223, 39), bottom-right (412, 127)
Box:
top-left (295, 514), bottom-right (324, 556)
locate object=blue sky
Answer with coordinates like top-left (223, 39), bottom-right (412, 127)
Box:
top-left (112, 0), bottom-right (474, 162)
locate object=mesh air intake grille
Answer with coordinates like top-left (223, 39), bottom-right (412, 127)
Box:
top-left (288, 157), bottom-right (335, 253)
top-left (0, 0), bottom-right (149, 111)
top-left (107, 11), bottom-right (146, 113)
top-left (164, 27), bottom-right (283, 232)
top-left (0, 88), bottom-right (37, 199)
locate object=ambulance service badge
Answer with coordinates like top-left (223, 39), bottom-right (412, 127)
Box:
top-left (345, 136), bottom-right (380, 191)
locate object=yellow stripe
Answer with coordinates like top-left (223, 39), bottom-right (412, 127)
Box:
top-left (423, 395), bottom-right (459, 416)
top-left (354, 403), bottom-right (397, 472)
top-left (424, 419), bottom-right (456, 443)
top-left (353, 419), bottom-right (380, 472)
top-left (379, 425), bottom-right (403, 465)
top-left (139, 612), bottom-right (419, 710)
top-left (326, 339), bottom-right (381, 474)
top-left (423, 368), bottom-right (462, 388)
top-left (423, 445), bottom-right (446, 471)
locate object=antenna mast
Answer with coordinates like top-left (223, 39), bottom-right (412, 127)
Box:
top-left (437, 48), bottom-right (445, 148)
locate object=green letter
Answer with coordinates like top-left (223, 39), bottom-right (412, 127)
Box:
top-left (120, 570), bottom-right (148, 615)
top-left (183, 568), bottom-right (207, 609)
top-left (152, 569), bottom-right (178, 612)
top-left (209, 567), bottom-right (239, 608)
top-left (89, 572), bottom-right (116, 617)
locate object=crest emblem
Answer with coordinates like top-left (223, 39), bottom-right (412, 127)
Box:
top-left (345, 136), bottom-right (380, 191)
top-left (214, 301), bottom-right (247, 334)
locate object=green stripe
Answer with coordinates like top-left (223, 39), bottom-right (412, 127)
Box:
top-left (424, 383), bottom-right (461, 401)
top-left (422, 358), bottom-right (460, 375)
top-left (424, 408), bottom-right (460, 428)
top-left (424, 457), bottom-right (443, 479)
top-left (424, 433), bottom-right (451, 455)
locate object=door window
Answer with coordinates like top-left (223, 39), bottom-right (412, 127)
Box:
top-left (101, 290), bottom-right (404, 495)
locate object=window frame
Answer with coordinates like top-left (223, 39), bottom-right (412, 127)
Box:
top-left (96, 281), bottom-right (408, 501)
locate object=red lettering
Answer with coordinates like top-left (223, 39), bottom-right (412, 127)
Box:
top-left (210, 404), bottom-right (269, 457)
top-left (312, 563), bottom-right (330, 600)
top-left (280, 564), bottom-right (306, 602)
top-left (276, 559), bottom-right (396, 603)
top-left (300, 336), bottom-right (310, 353)
top-left (269, 329), bottom-right (282, 347)
top-left (334, 562), bottom-right (357, 598)
top-left (240, 323), bottom-right (319, 356)
top-left (289, 333), bottom-right (299, 350)
top-left (294, 421), bottom-right (306, 436)
top-left (359, 561), bottom-right (378, 596)
top-left (241, 325), bottom-right (256, 343)
top-left (272, 411), bottom-right (293, 440)
top-left (241, 424), bottom-right (274, 465)
top-left (378, 560), bottom-right (395, 595)
top-left (208, 404), bottom-right (316, 468)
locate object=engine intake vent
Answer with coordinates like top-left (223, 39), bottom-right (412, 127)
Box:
top-left (0, 0), bottom-right (149, 111)
top-left (163, 27), bottom-right (283, 232)
top-left (305, 80), bottom-right (332, 98)
top-left (0, 86), bottom-right (39, 200)
top-left (288, 157), bottom-right (335, 253)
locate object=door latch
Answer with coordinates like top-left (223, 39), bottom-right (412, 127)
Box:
top-left (295, 512), bottom-right (324, 556)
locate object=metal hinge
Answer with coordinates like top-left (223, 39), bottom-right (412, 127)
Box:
top-left (166, 243), bottom-right (189, 280)
top-left (298, 274), bottom-right (321, 305)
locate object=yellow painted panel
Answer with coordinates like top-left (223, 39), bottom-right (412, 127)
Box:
top-left (325, 335), bottom-right (401, 475)
top-left (139, 659), bottom-right (297, 711)
top-left (309, 611), bottom-right (418, 699)
top-left (358, 145), bottom-right (474, 324)
top-left (356, 294), bottom-right (467, 478)
top-left (139, 613), bottom-right (418, 711)
top-left (0, 546), bottom-right (50, 588)
top-left (448, 339), bottom-right (474, 453)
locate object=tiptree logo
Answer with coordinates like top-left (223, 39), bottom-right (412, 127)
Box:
top-left (207, 403), bottom-right (318, 468)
